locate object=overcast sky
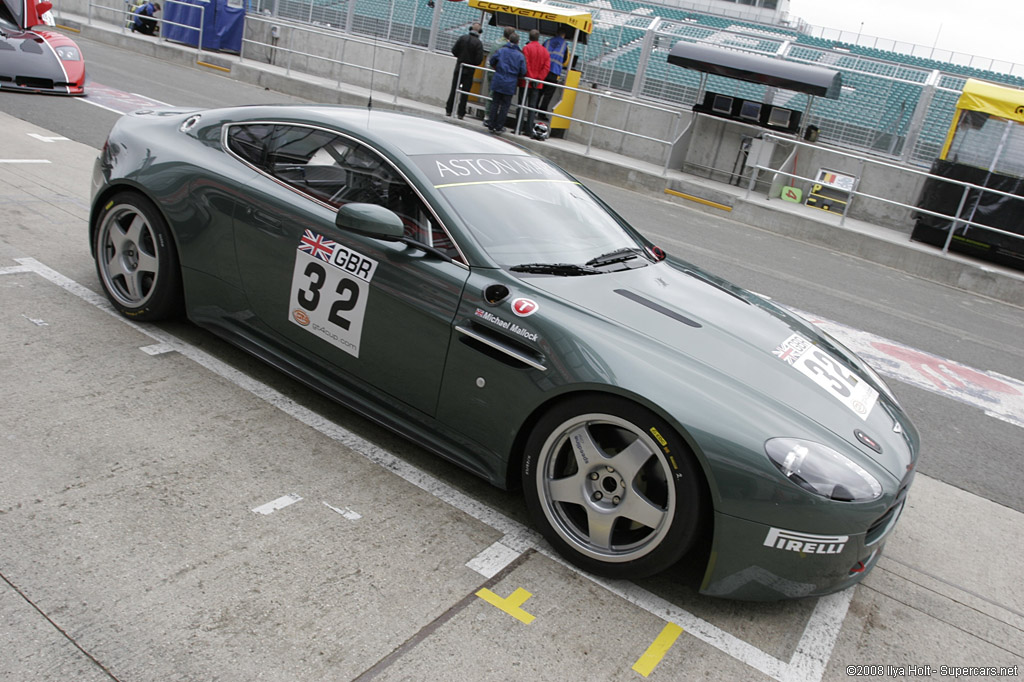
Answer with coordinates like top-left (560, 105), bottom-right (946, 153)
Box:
top-left (786, 0), bottom-right (1023, 67)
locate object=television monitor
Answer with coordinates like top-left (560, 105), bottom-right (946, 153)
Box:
top-left (711, 94), bottom-right (733, 115)
top-left (768, 106), bottom-right (792, 128)
top-left (739, 100), bottom-right (762, 121)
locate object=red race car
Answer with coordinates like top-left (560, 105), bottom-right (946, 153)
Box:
top-left (1, 0), bottom-right (86, 95)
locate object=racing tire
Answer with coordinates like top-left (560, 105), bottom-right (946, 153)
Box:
top-left (523, 395), bottom-right (706, 579)
top-left (94, 192), bottom-right (183, 321)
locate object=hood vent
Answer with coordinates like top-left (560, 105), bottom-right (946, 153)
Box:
top-left (615, 289), bottom-right (702, 328)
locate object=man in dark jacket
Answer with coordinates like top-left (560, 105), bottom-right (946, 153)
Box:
top-left (486, 32), bottom-right (526, 134)
top-left (131, 1), bottom-right (160, 35)
top-left (538, 26), bottom-right (569, 119)
top-left (446, 23), bottom-right (484, 119)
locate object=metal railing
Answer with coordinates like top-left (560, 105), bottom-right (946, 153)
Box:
top-left (456, 64), bottom-right (685, 175)
top-left (88, 0), bottom-right (204, 56)
top-left (239, 14), bottom-right (405, 104)
top-left (746, 132), bottom-right (1024, 255)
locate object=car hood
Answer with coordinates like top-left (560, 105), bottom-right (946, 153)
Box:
top-left (0, 28), bottom-right (61, 79)
top-left (524, 258), bottom-right (915, 479)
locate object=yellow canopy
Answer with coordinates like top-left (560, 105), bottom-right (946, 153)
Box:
top-left (941, 79), bottom-right (1024, 159)
top-left (468, 0), bottom-right (593, 35)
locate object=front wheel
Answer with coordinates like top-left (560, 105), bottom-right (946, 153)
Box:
top-left (523, 395), bottom-right (706, 579)
top-left (94, 192), bottom-right (183, 321)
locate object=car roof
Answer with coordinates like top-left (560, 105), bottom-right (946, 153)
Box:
top-left (215, 105), bottom-right (530, 159)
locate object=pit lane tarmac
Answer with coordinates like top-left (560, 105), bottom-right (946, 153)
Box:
top-left (1, 113), bottom-right (1021, 682)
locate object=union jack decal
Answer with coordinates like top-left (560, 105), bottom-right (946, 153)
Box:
top-left (298, 230), bottom-right (337, 261)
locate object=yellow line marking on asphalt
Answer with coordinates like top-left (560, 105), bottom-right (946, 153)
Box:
top-left (197, 61), bottom-right (231, 73)
top-left (475, 587), bottom-right (536, 624)
top-left (632, 622), bottom-right (684, 677)
top-left (663, 188), bottom-right (733, 211)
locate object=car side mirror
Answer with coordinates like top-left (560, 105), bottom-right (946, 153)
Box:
top-left (335, 203), bottom-right (404, 240)
top-left (37, 1), bottom-right (53, 14)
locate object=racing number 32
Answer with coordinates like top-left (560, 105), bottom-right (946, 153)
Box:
top-left (297, 261), bottom-right (359, 331)
top-left (288, 240), bottom-right (379, 358)
top-left (803, 349), bottom-right (858, 398)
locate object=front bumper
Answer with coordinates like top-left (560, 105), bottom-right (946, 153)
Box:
top-left (697, 502), bottom-right (904, 600)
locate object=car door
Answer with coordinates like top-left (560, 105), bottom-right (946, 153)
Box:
top-left (227, 122), bottom-right (470, 417)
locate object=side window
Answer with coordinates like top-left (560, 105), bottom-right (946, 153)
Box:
top-left (229, 123), bottom-right (460, 260)
top-left (264, 125), bottom-right (350, 204)
top-left (225, 123), bottom-right (275, 168)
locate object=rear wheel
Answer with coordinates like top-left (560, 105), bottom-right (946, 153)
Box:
top-left (94, 192), bottom-right (183, 321)
top-left (523, 395), bottom-right (706, 579)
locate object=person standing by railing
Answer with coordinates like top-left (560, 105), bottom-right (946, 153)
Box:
top-left (446, 23), bottom-right (484, 120)
top-left (537, 26), bottom-right (568, 120)
top-left (520, 29), bottom-right (550, 137)
top-left (486, 31), bottom-right (526, 134)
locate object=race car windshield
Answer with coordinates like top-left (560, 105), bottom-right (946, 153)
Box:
top-left (415, 154), bottom-right (646, 268)
top-left (0, 3), bottom-right (17, 27)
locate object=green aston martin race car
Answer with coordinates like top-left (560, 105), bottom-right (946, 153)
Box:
top-left (90, 105), bottom-right (918, 600)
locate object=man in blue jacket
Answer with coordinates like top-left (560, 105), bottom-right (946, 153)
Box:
top-left (538, 26), bottom-right (569, 119)
top-left (131, 1), bottom-right (160, 35)
top-left (486, 32), bottom-right (526, 134)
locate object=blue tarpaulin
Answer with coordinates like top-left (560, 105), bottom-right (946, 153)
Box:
top-left (163, 0), bottom-right (245, 52)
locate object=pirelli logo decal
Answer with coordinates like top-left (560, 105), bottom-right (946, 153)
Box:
top-left (764, 528), bottom-right (848, 555)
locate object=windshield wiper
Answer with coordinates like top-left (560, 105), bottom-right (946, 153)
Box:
top-left (510, 262), bottom-right (601, 276)
top-left (585, 247), bottom-right (645, 268)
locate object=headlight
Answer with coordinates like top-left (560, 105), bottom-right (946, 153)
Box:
top-left (766, 438), bottom-right (882, 502)
top-left (55, 46), bottom-right (81, 61)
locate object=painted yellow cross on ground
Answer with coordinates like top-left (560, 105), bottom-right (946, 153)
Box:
top-left (475, 587), bottom-right (536, 624)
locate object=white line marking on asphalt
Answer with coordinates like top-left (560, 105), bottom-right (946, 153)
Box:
top-left (323, 501), bottom-right (362, 521)
top-left (0, 265), bottom-right (34, 275)
top-left (784, 590), bottom-right (854, 682)
top-left (0, 159), bottom-right (51, 164)
top-left (133, 92), bottom-right (171, 106)
top-left (21, 314), bottom-right (49, 326)
top-left (466, 540), bottom-right (523, 579)
top-left (252, 493), bottom-right (302, 515)
top-left (140, 342), bottom-right (176, 355)
top-left (77, 98), bottom-right (130, 115)
top-left (8, 257), bottom-right (862, 682)
top-left (27, 133), bottom-right (69, 143)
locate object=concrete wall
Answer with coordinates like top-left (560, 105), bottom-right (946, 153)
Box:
top-left (238, 18), bottom-right (452, 107)
top-left (561, 89), bottom-right (687, 168)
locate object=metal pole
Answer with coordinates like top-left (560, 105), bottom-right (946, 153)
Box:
top-left (197, 4), bottom-right (204, 56)
top-left (662, 110), bottom-right (681, 176)
top-left (286, 27), bottom-right (293, 74)
top-left (426, 0), bottom-right (442, 51)
top-left (942, 185), bottom-right (973, 254)
top-left (840, 158), bottom-right (864, 227)
top-left (394, 51), bottom-right (403, 104)
top-left (586, 96), bottom-right (601, 156)
top-left (745, 162), bottom-right (757, 200)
